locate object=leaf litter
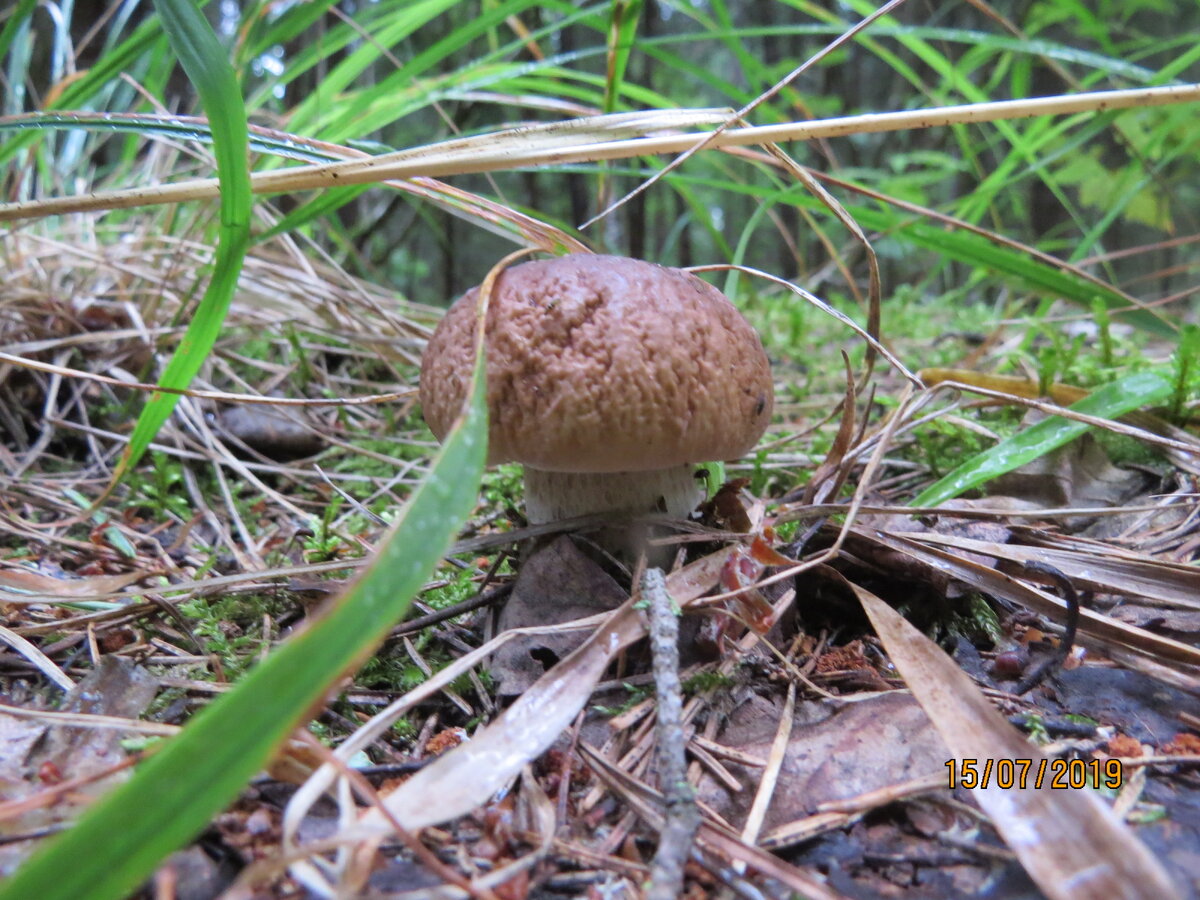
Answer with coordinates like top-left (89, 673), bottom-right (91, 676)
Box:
top-left (7, 244), bottom-right (1200, 898)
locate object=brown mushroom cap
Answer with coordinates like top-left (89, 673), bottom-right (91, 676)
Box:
top-left (419, 254), bottom-right (773, 473)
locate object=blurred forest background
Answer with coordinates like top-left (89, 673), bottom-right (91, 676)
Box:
top-left (9, 0), bottom-right (1200, 312)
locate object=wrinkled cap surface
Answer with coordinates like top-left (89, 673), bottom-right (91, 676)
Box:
top-left (419, 254), bottom-right (774, 473)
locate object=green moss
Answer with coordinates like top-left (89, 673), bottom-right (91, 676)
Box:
top-left (592, 682), bottom-right (651, 717)
top-left (178, 591), bottom-right (296, 680)
top-left (912, 418), bottom-right (993, 481)
top-left (946, 594), bottom-right (1003, 646)
top-left (480, 463), bottom-right (524, 507)
top-left (423, 565), bottom-right (481, 611)
top-left (771, 519), bottom-right (800, 542)
top-left (683, 670), bottom-right (735, 693)
top-left (357, 654), bottom-right (428, 692)
top-left (390, 717), bottom-right (418, 741)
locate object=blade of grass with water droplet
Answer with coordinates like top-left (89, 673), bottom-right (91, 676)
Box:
top-left (910, 370), bottom-right (1173, 509)
top-left (0, 335), bottom-right (489, 900)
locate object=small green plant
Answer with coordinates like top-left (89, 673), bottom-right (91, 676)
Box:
top-left (1169, 324), bottom-right (1200, 423)
top-left (912, 418), bottom-right (992, 480)
top-left (592, 682), bottom-right (650, 716)
top-left (179, 592), bottom-right (289, 680)
top-left (1127, 805), bottom-right (1169, 825)
top-left (303, 497), bottom-right (346, 562)
top-left (126, 452), bottom-right (192, 519)
top-left (423, 564), bottom-right (480, 611)
top-left (1021, 713), bottom-right (1052, 746)
top-left (357, 654), bottom-right (426, 692)
top-left (119, 736), bottom-right (166, 753)
top-left (946, 594), bottom-right (1003, 646)
top-left (63, 488), bottom-right (137, 558)
top-left (283, 324), bottom-right (315, 388)
top-left (390, 717), bottom-right (418, 742)
top-left (748, 446), bottom-right (771, 497)
top-left (1091, 297), bottom-right (1115, 367)
top-left (771, 519), bottom-right (800, 542)
top-left (1035, 327), bottom-right (1087, 396)
top-left (700, 461), bottom-right (726, 499)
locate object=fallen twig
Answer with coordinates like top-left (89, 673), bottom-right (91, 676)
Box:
top-left (641, 567), bottom-right (700, 900)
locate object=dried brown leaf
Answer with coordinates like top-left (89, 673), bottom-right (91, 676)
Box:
top-left (854, 582), bottom-right (1183, 900)
top-left (0, 568), bottom-right (149, 600)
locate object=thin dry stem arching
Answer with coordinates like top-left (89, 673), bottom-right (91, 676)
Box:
top-left (3, 85), bottom-right (1198, 223)
top-left (686, 262), bottom-right (921, 386)
top-left (926, 377), bottom-right (1200, 459)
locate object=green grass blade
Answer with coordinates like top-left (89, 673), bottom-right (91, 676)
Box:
top-left (603, 0), bottom-right (643, 114)
top-left (594, 163), bottom-right (1175, 336)
top-left (0, 14), bottom-right (168, 167)
top-left (889, 216), bottom-right (1175, 336)
top-left (0, 111), bottom-right (325, 161)
top-left (0, 0), bottom-right (37, 69)
top-left (110, 0), bottom-right (252, 484)
top-left (257, 183), bottom-right (373, 243)
top-left (0, 352), bottom-right (489, 900)
top-left (909, 371), bottom-right (1173, 509)
top-left (772, 189), bottom-right (1176, 335)
top-left (282, 0), bottom-right (472, 137)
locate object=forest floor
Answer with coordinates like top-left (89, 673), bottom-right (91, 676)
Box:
top-left (1, 231), bottom-right (1199, 899)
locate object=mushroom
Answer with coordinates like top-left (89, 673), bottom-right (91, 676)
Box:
top-left (419, 254), bottom-right (773, 536)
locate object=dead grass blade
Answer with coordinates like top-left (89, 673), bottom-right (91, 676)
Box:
top-left (897, 531), bottom-right (1200, 610)
top-left (5, 87), bottom-right (1199, 223)
top-left (0, 625), bottom-right (75, 691)
top-left (854, 582), bottom-right (1183, 900)
top-left (0, 109), bottom-right (731, 222)
top-left (0, 703), bottom-right (178, 736)
top-left (0, 568), bottom-right (150, 599)
top-left (859, 529), bottom-right (1200, 673)
top-left (356, 549), bottom-right (731, 836)
top-left (803, 352), bottom-right (859, 505)
top-left (0, 351), bottom-right (408, 406)
top-left (741, 682), bottom-right (795, 846)
top-left (760, 773), bottom-right (948, 851)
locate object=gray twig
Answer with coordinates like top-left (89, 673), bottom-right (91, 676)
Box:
top-left (641, 567), bottom-right (700, 900)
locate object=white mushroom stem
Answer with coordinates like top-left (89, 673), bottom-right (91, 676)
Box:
top-left (523, 465), bottom-right (704, 525)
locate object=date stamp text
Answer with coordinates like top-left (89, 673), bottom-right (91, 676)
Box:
top-left (945, 758), bottom-right (1123, 790)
